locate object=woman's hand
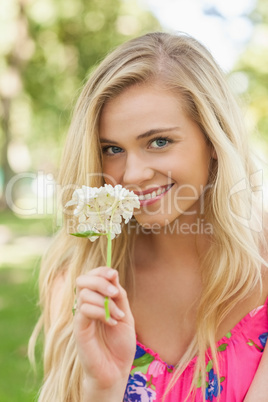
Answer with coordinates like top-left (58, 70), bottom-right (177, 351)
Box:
top-left (73, 267), bottom-right (136, 397)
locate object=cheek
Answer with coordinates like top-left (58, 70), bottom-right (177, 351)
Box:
top-left (102, 161), bottom-right (121, 186)
top-left (172, 154), bottom-right (211, 192)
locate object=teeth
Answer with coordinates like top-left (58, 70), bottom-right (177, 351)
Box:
top-left (164, 184), bottom-right (172, 193)
top-left (138, 184), bottom-right (172, 201)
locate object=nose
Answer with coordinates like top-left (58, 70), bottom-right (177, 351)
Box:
top-left (122, 152), bottom-right (154, 187)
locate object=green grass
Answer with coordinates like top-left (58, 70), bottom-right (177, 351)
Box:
top-left (0, 264), bottom-right (43, 402)
top-left (0, 210), bottom-right (52, 401)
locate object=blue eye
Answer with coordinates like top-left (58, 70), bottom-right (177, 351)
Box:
top-left (102, 146), bottom-right (123, 155)
top-left (150, 138), bottom-right (169, 148)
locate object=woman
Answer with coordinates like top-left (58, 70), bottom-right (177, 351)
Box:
top-left (29, 32), bottom-right (268, 401)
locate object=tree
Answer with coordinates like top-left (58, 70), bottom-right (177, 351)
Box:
top-left (0, 0), bottom-right (161, 208)
top-left (234, 0), bottom-right (268, 140)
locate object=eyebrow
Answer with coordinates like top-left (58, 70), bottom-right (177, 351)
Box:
top-left (99, 126), bottom-right (181, 144)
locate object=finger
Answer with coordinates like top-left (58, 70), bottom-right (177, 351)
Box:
top-left (75, 269), bottom-right (134, 324)
top-left (77, 288), bottom-right (125, 321)
top-left (112, 276), bottom-right (134, 326)
top-left (76, 302), bottom-right (118, 326)
top-left (76, 275), bottom-right (119, 299)
top-left (82, 267), bottom-right (118, 280)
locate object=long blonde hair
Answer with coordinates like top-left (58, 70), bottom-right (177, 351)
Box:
top-left (29, 32), bottom-right (267, 401)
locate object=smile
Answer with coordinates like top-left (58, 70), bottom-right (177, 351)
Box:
top-left (136, 184), bottom-right (174, 205)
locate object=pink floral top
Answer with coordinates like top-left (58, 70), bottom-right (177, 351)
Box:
top-left (124, 297), bottom-right (268, 401)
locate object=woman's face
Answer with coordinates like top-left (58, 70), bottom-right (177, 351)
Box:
top-left (99, 83), bottom-right (213, 228)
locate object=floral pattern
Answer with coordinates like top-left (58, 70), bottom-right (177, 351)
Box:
top-left (247, 331), bottom-right (268, 352)
top-left (259, 332), bottom-right (268, 348)
top-left (124, 372), bottom-right (156, 402)
top-left (124, 304), bottom-right (268, 402)
top-left (196, 336), bottom-right (229, 400)
top-left (123, 345), bottom-right (158, 401)
top-left (205, 368), bottom-right (223, 401)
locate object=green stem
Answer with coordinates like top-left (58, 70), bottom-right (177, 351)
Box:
top-left (104, 231), bottom-right (112, 320)
top-left (106, 231), bottom-right (112, 268)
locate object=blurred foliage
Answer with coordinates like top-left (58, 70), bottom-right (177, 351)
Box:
top-left (0, 1), bottom-right (267, 400)
top-left (0, 208), bottom-right (54, 236)
top-left (0, 0), bottom-right (161, 207)
top-left (0, 209), bottom-right (54, 401)
top-left (0, 210), bottom-right (56, 401)
top-left (234, 0), bottom-right (268, 140)
top-left (0, 264), bottom-right (42, 402)
top-left (0, 4), bottom-right (160, 397)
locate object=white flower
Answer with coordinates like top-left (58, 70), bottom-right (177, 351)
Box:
top-left (66, 184), bottom-right (140, 241)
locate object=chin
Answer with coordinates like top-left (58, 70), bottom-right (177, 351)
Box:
top-left (134, 214), bottom-right (178, 231)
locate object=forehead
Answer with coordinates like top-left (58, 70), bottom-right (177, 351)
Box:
top-left (99, 84), bottom-right (185, 138)
top-left (102, 83), bottom-right (181, 111)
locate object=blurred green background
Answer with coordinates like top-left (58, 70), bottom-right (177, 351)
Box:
top-left (0, 0), bottom-right (267, 400)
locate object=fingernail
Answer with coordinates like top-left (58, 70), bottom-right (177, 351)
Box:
top-left (107, 285), bottom-right (118, 296)
top-left (106, 269), bottom-right (114, 278)
top-left (109, 318), bottom-right (118, 326)
top-left (116, 308), bottom-right (125, 318)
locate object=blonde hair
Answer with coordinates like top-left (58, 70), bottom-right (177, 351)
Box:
top-left (29, 32), bottom-right (267, 401)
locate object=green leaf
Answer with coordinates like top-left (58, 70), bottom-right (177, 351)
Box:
top-left (217, 343), bottom-right (228, 352)
top-left (206, 360), bottom-right (213, 372)
top-left (226, 332), bottom-right (232, 338)
top-left (220, 376), bottom-right (226, 383)
top-left (146, 375), bottom-right (153, 387)
top-left (139, 363), bottom-right (150, 374)
top-left (247, 339), bottom-right (263, 351)
top-left (133, 353), bottom-right (155, 367)
top-left (196, 375), bottom-right (202, 388)
top-left (130, 367), bottom-right (140, 376)
top-left (70, 231), bottom-right (105, 238)
top-left (130, 363), bottom-right (151, 375)
top-left (151, 384), bottom-right (156, 390)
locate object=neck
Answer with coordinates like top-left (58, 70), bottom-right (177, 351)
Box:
top-left (135, 214), bottom-right (212, 273)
